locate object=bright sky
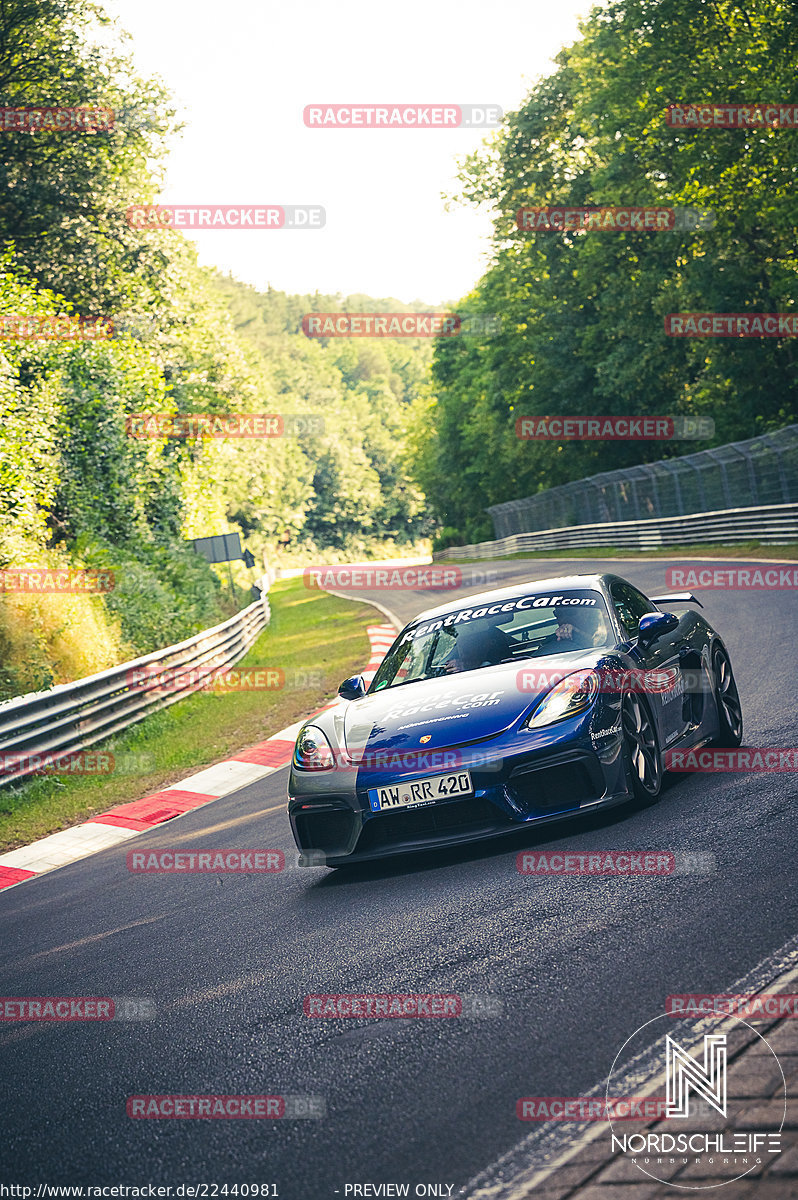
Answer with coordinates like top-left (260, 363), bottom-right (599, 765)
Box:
top-left (104, 0), bottom-right (594, 305)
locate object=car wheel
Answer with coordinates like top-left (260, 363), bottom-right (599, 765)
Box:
top-left (710, 646), bottom-right (743, 747)
top-left (622, 692), bottom-right (663, 805)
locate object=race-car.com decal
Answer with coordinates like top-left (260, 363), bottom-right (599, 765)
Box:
top-left (399, 594), bottom-right (597, 644)
top-left (385, 689), bottom-right (505, 719)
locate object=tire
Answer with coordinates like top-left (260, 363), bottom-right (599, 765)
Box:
top-left (622, 692), bottom-right (663, 806)
top-left (710, 646), bottom-right (743, 747)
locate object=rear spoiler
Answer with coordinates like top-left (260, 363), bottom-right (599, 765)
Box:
top-left (650, 592), bottom-right (704, 609)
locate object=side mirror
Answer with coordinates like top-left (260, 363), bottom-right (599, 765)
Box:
top-left (637, 611), bottom-right (679, 647)
top-left (338, 674), bottom-right (367, 701)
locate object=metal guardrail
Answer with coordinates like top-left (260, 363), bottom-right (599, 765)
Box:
top-left (0, 593), bottom-right (271, 788)
top-left (487, 424), bottom-right (798, 537)
top-left (434, 503), bottom-right (798, 560)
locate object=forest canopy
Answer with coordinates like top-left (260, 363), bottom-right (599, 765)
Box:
top-left (1, 0), bottom-right (795, 693)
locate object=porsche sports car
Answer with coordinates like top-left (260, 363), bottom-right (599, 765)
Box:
top-left (287, 573), bottom-right (742, 865)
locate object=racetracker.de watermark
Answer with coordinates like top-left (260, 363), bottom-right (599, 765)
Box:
top-left (0, 106), bottom-right (114, 131)
top-left (294, 748), bottom-right (504, 773)
top-left (666, 313), bottom-right (798, 337)
top-left (665, 748), bottom-right (798, 772)
top-left (127, 849), bottom-right (285, 873)
top-left (303, 993), bottom-right (502, 1017)
top-left (0, 314), bottom-right (113, 340)
top-left (666, 104), bottom-right (798, 128)
top-left (518, 849), bottom-right (716, 875)
top-left (302, 313), bottom-right (459, 338)
top-left (1, 996), bottom-right (154, 1020)
top-left (515, 415), bottom-right (714, 440)
top-left (517, 1096), bottom-right (667, 1120)
top-left (125, 413), bottom-right (323, 438)
top-left (127, 205), bottom-right (325, 229)
top-left (0, 568), bottom-right (115, 592)
top-left (517, 851), bottom-right (675, 875)
top-left (516, 206), bottom-right (715, 232)
top-left (127, 1095), bottom-right (324, 1119)
top-left (304, 565), bottom-right (461, 590)
top-left (667, 994), bottom-right (798, 1018)
top-left (0, 752), bottom-right (116, 777)
top-left (516, 666), bottom-right (696, 695)
top-left (303, 104), bottom-right (502, 128)
top-left (666, 566), bottom-right (798, 590)
top-left (125, 665), bottom-right (293, 694)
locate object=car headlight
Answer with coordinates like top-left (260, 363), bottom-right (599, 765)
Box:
top-left (523, 668), bottom-right (600, 729)
top-left (294, 725), bottom-right (335, 770)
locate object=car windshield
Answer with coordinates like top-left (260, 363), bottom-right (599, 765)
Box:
top-left (369, 588), bottom-right (615, 691)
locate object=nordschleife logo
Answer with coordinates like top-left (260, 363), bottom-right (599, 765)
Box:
top-left (666, 1033), bottom-right (727, 1118)
top-left (606, 1013), bottom-right (785, 1189)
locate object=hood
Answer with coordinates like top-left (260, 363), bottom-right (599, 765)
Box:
top-left (342, 651), bottom-right (601, 756)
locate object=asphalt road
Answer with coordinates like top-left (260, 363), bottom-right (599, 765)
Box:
top-left (1, 557), bottom-right (796, 1197)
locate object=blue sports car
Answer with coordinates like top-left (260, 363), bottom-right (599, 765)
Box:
top-left (287, 573), bottom-right (742, 865)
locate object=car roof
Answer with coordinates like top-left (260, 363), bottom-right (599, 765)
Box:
top-left (410, 572), bottom-right (618, 625)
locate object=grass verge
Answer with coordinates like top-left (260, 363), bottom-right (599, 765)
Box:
top-left (440, 541), bottom-right (798, 563)
top-left (0, 577), bottom-right (380, 852)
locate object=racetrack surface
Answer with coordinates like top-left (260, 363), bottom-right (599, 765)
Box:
top-left (1, 558), bottom-right (795, 1196)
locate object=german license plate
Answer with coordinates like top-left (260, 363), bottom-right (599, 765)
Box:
top-left (368, 771), bottom-right (473, 812)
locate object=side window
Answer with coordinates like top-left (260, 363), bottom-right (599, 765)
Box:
top-left (611, 582), bottom-right (652, 638)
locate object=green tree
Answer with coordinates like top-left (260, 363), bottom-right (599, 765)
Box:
top-left (415, 0), bottom-right (798, 542)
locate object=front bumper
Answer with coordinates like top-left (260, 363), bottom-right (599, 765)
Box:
top-left (288, 721), bottom-right (630, 865)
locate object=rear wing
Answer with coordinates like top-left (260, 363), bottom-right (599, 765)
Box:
top-left (650, 592), bottom-right (704, 609)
